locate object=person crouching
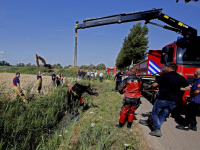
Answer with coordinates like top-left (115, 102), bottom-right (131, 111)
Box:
top-left (118, 67), bottom-right (142, 128)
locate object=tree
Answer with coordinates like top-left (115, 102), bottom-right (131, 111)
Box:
top-left (0, 60), bottom-right (10, 66)
top-left (88, 63), bottom-right (96, 71)
top-left (176, 0), bottom-right (198, 3)
top-left (96, 63), bottom-right (106, 70)
top-left (80, 65), bottom-right (89, 70)
top-left (26, 63), bottom-right (31, 66)
top-left (64, 65), bottom-right (73, 69)
top-left (115, 22), bottom-right (149, 69)
top-left (53, 63), bottom-right (63, 69)
top-left (16, 63), bottom-right (25, 67)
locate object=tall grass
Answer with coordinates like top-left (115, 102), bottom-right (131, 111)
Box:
top-left (0, 86), bottom-right (68, 150)
top-left (0, 79), bottom-right (141, 150)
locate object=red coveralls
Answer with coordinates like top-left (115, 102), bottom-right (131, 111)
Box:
top-left (118, 74), bottom-right (142, 128)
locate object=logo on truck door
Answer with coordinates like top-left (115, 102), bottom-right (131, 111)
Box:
top-left (148, 60), bottom-right (161, 75)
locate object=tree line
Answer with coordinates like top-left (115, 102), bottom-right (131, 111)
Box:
top-left (0, 61), bottom-right (106, 70)
top-left (0, 60), bottom-right (11, 66)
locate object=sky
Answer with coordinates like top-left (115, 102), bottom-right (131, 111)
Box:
top-left (0, 0), bottom-right (200, 67)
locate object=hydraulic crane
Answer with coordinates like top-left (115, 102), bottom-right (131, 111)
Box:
top-left (74, 8), bottom-right (197, 66)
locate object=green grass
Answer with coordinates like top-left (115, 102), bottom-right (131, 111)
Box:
top-left (0, 79), bottom-right (142, 150)
top-left (45, 81), bottom-right (141, 150)
top-left (0, 85), bottom-right (68, 150)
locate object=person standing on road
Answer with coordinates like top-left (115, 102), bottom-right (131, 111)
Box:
top-left (117, 67), bottom-right (142, 128)
top-left (37, 71), bottom-right (42, 93)
top-left (176, 69), bottom-right (200, 131)
top-left (51, 71), bottom-right (56, 88)
top-left (99, 71), bottom-right (103, 82)
top-left (148, 63), bottom-right (190, 137)
top-left (114, 70), bottom-right (123, 91)
top-left (13, 72), bottom-right (28, 105)
top-left (87, 70), bottom-right (91, 81)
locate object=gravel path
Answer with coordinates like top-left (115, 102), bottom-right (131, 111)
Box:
top-left (136, 96), bottom-right (200, 150)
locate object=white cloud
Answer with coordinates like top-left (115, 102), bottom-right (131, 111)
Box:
top-left (0, 51), bottom-right (4, 54)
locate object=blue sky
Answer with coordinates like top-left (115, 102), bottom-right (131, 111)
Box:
top-left (0, 0), bottom-right (200, 67)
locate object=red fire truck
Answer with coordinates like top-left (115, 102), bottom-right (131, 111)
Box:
top-left (75, 8), bottom-right (200, 104)
top-left (107, 67), bottom-right (117, 75)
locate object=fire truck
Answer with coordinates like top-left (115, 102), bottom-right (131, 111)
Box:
top-left (107, 67), bottom-right (117, 75)
top-left (74, 8), bottom-right (200, 104)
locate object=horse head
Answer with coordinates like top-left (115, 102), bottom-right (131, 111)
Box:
top-left (86, 84), bottom-right (98, 96)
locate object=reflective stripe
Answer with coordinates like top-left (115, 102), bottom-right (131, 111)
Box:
top-left (148, 60), bottom-right (161, 75)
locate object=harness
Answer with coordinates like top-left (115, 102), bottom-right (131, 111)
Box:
top-left (68, 81), bottom-right (79, 100)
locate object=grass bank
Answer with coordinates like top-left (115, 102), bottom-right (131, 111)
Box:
top-left (0, 85), bottom-right (68, 150)
top-left (0, 79), bottom-right (143, 150)
top-left (41, 81), bottom-right (143, 150)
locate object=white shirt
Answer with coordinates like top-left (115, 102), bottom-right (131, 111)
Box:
top-left (99, 73), bottom-right (103, 77)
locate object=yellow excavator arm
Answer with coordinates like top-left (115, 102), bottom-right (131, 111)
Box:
top-left (35, 54), bottom-right (52, 69)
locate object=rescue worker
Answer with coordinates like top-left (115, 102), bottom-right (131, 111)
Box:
top-left (148, 63), bottom-right (190, 137)
top-left (13, 72), bottom-right (28, 105)
top-left (117, 67), bottom-right (142, 128)
top-left (37, 71), bottom-right (42, 93)
top-left (176, 68), bottom-right (200, 131)
top-left (114, 70), bottom-right (123, 91)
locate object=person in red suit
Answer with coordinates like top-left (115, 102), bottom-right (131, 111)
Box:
top-left (118, 67), bottom-right (142, 128)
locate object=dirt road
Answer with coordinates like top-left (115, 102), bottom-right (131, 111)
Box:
top-left (136, 96), bottom-right (200, 150)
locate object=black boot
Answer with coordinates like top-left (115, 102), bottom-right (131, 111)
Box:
top-left (127, 121), bottom-right (133, 128)
top-left (116, 121), bottom-right (125, 128)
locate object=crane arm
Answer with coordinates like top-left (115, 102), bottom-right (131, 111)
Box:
top-left (75, 8), bottom-right (197, 37)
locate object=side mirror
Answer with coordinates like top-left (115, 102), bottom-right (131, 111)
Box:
top-left (162, 47), bottom-right (169, 53)
top-left (161, 54), bottom-right (168, 64)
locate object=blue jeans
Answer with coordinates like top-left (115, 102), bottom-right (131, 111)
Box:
top-left (152, 99), bottom-right (175, 130)
top-left (100, 77), bottom-right (103, 82)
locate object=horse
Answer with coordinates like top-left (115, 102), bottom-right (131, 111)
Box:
top-left (67, 82), bottom-right (98, 115)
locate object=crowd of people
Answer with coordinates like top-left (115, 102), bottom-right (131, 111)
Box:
top-left (12, 71), bottom-right (64, 103)
top-left (77, 70), bottom-right (101, 81)
top-left (36, 71), bottom-right (64, 92)
top-left (116, 63), bottom-right (200, 138)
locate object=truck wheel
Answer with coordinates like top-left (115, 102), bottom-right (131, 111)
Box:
top-left (151, 92), bottom-right (157, 104)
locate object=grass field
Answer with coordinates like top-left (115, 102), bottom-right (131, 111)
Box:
top-left (0, 73), bottom-right (146, 150)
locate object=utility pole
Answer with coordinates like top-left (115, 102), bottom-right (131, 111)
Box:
top-left (74, 29), bottom-right (77, 67)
